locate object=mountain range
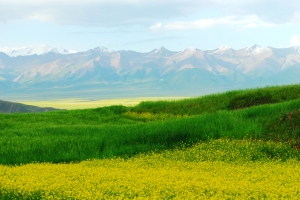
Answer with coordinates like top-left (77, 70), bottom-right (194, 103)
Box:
top-left (1, 44), bottom-right (300, 100)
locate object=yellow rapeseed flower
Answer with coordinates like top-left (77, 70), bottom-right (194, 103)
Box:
top-left (0, 139), bottom-right (300, 199)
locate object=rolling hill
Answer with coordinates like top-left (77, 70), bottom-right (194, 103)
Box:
top-left (0, 100), bottom-right (58, 113)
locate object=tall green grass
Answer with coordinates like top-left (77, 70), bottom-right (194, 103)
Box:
top-left (132, 84), bottom-right (300, 115)
top-left (1, 84), bottom-right (300, 165)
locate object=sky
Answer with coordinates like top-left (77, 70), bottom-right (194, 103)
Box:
top-left (1, 0), bottom-right (300, 53)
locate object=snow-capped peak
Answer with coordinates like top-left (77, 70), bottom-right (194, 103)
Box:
top-left (219, 45), bottom-right (230, 51)
top-left (213, 45), bottom-right (231, 54)
top-left (50, 47), bottom-right (69, 54)
top-left (147, 47), bottom-right (178, 58)
top-left (246, 44), bottom-right (263, 55)
top-left (93, 46), bottom-right (111, 53)
top-left (148, 47), bottom-right (167, 56)
top-left (184, 47), bottom-right (198, 53)
top-left (2, 44), bottom-right (69, 57)
top-left (153, 46), bottom-right (168, 53)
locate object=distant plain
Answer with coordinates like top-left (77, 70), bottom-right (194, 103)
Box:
top-left (20, 97), bottom-right (187, 109)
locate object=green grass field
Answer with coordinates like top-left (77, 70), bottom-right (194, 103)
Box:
top-left (1, 84), bottom-right (300, 199)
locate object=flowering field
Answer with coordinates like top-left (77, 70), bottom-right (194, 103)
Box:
top-left (1, 139), bottom-right (300, 199)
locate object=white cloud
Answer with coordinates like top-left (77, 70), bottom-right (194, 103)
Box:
top-left (292, 12), bottom-right (300, 23)
top-left (150, 23), bottom-right (163, 33)
top-left (150, 15), bottom-right (275, 31)
top-left (150, 23), bottom-right (162, 30)
top-left (0, 0), bottom-right (300, 27)
top-left (291, 35), bottom-right (300, 46)
top-left (164, 18), bottom-right (216, 30)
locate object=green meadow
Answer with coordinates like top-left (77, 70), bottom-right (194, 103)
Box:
top-left (1, 84), bottom-right (300, 165)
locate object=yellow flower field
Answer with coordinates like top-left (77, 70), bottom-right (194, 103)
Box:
top-left (1, 140), bottom-right (300, 199)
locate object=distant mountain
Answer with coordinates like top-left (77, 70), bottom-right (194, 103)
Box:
top-left (0, 100), bottom-right (58, 113)
top-left (0, 45), bottom-right (300, 100)
top-left (146, 47), bottom-right (178, 58)
top-left (2, 44), bottom-right (69, 57)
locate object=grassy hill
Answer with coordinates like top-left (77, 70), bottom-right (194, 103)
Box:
top-left (0, 84), bottom-right (300, 165)
top-left (131, 84), bottom-right (300, 115)
top-left (0, 100), bottom-right (59, 113)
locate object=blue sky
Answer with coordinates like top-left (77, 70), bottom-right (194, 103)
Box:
top-left (1, 0), bottom-right (300, 53)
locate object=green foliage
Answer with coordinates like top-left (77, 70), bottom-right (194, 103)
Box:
top-left (0, 190), bottom-right (44, 200)
top-left (0, 84), bottom-right (300, 165)
top-left (123, 111), bottom-right (187, 122)
top-left (94, 105), bottom-right (128, 115)
top-left (265, 109), bottom-right (300, 146)
top-left (159, 139), bottom-right (300, 163)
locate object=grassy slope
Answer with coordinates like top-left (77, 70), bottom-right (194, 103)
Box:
top-left (132, 84), bottom-right (300, 115)
top-left (0, 84), bottom-right (300, 165)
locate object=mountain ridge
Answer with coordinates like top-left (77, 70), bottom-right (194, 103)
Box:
top-left (1, 45), bottom-right (300, 100)
top-left (2, 44), bottom-right (300, 57)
